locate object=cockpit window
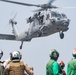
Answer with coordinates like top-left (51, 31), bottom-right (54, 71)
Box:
top-left (61, 13), bottom-right (67, 18)
top-left (51, 11), bottom-right (61, 18)
top-left (57, 14), bottom-right (61, 17)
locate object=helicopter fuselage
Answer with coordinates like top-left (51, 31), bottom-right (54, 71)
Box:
top-left (15, 11), bottom-right (70, 42)
top-left (25, 11), bottom-right (70, 39)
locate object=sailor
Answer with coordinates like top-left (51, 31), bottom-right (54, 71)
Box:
top-left (37, 12), bottom-right (44, 24)
top-left (67, 48), bottom-right (76, 75)
top-left (4, 51), bottom-right (33, 75)
top-left (46, 49), bottom-right (62, 75)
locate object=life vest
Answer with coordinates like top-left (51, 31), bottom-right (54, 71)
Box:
top-left (46, 60), bottom-right (55, 75)
top-left (8, 61), bottom-right (25, 75)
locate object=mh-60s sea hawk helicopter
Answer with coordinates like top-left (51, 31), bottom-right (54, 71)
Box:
top-left (0, 0), bottom-right (70, 49)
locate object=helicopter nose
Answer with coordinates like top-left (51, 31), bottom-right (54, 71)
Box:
top-left (62, 19), bottom-right (70, 26)
top-left (66, 19), bottom-right (70, 25)
top-left (67, 19), bottom-right (70, 23)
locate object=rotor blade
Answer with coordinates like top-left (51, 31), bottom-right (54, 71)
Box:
top-left (48, 0), bottom-right (55, 4)
top-left (10, 10), bottom-right (14, 16)
top-left (12, 12), bottom-right (17, 20)
top-left (0, 0), bottom-right (39, 7)
top-left (33, 6), bottom-right (58, 12)
top-left (60, 7), bottom-right (76, 9)
top-left (49, 5), bottom-right (59, 9)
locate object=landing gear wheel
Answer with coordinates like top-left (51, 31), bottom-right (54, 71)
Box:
top-left (20, 46), bottom-right (22, 49)
top-left (20, 41), bottom-right (23, 49)
top-left (59, 31), bottom-right (64, 39)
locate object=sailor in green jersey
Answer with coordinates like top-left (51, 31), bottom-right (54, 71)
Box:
top-left (67, 48), bottom-right (76, 75)
top-left (46, 49), bottom-right (62, 75)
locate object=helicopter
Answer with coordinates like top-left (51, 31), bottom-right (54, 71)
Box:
top-left (0, 0), bottom-right (70, 49)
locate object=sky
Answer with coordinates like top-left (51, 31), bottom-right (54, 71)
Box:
top-left (0, 0), bottom-right (76, 75)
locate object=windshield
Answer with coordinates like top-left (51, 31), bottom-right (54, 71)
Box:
top-left (61, 13), bottom-right (67, 18)
top-left (51, 11), bottom-right (61, 18)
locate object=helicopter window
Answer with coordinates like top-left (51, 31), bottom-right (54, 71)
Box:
top-left (51, 12), bottom-right (57, 17)
top-left (61, 14), bottom-right (67, 18)
top-left (56, 14), bottom-right (61, 18)
top-left (51, 11), bottom-right (61, 18)
top-left (57, 18), bottom-right (60, 20)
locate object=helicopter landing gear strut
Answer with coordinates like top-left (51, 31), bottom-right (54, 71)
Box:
top-left (59, 31), bottom-right (64, 39)
top-left (20, 41), bottom-right (23, 49)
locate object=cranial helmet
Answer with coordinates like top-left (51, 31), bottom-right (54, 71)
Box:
top-left (17, 51), bottom-right (22, 60)
top-left (0, 50), bottom-right (3, 59)
top-left (72, 48), bottom-right (76, 57)
top-left (10, 51), bottom-right (21, 61)
top-left (49, 49), bottom-right (59, 60)
top-left (58, 61), bottom-right (65, 69)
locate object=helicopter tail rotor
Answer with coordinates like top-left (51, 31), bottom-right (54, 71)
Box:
top-left (4, 11), bottom-right (17, 33)
top-left (8, 12), bottom-right (17, 25)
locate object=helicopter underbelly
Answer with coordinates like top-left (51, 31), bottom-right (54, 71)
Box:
top-left (41, 23), bottom-right (69, 36)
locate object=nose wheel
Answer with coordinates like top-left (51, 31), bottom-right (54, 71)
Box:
top-left (59, 31), bottom-right (64, 39)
